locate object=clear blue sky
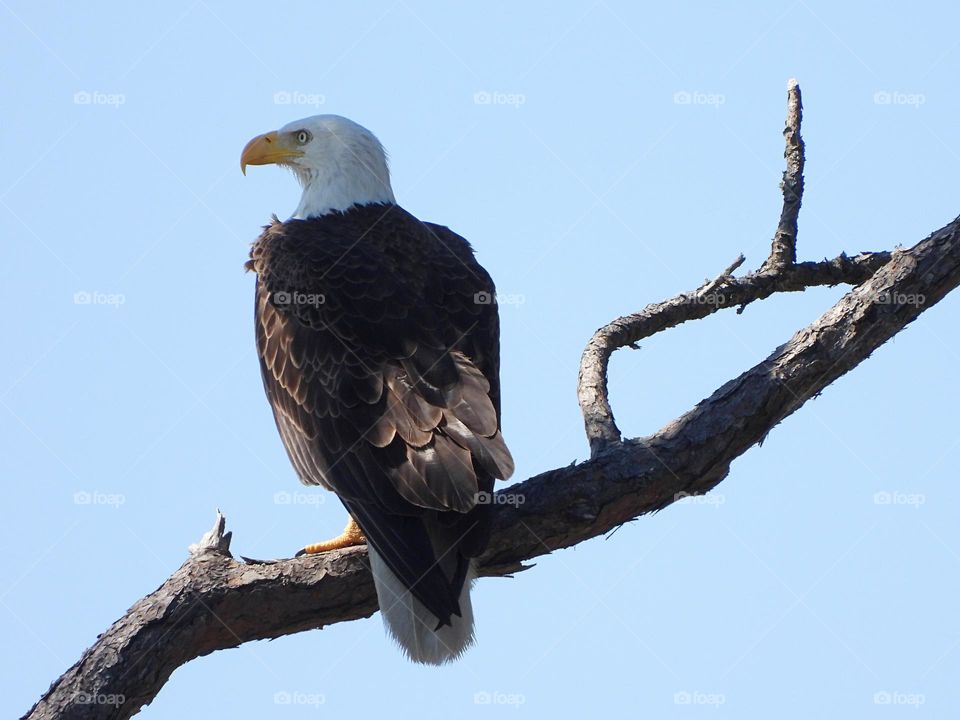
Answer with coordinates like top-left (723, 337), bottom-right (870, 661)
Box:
top-left (3, 1), bottom-right (959, 717)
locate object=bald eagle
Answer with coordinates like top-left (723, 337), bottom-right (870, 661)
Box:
top-left (241, 115), bottom-right (513, 664)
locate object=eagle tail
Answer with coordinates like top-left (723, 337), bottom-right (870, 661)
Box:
top-left (368, 546), bottom-right (476, 665)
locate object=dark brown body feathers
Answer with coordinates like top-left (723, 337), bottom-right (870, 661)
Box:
top-left (249, 203), bottom-right (513, 625)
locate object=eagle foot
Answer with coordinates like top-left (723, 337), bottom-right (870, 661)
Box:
top-left (296, 516), bottom-right (366, 556)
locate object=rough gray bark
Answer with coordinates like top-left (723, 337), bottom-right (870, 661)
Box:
top-left (23, 81), bottom-right (960, 719)
top-left (763, 77), bottom-right (804, 272)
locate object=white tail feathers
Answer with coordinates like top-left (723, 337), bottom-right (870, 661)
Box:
top-left (368, 546), bottom-right (476, 665)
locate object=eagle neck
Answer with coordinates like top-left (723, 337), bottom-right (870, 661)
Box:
top-left (293, 163), bottom-right (395, 219)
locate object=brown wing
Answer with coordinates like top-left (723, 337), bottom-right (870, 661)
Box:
top-left (250, 204), bottom-right (512, 624)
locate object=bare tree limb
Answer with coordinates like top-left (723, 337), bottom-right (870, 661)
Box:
top-left (580, 77), bottom-right (860, 456)
top-left (763, 77), bottom-right (804, 272)
top-left (22, 82), bottom-right (960, 719)
top-left (575, 248), bottom-right (894, 456)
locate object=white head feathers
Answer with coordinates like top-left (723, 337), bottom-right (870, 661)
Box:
top-left (241, 114), bottom-right (395, 218)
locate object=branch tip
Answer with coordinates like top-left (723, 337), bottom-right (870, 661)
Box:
top-left (762, 79), bottom-right (805, 272)
top-left (188, 509), bottom-right (233, 556)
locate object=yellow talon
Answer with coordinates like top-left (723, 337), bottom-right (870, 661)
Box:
top-left (297, 516), bottom-right (366, 555)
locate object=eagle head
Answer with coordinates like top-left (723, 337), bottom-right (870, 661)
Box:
top-left (241, 114), bottom-right (395, 218)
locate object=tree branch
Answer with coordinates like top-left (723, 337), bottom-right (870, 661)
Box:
top-left (763, 77), bottom-right (804, 271)
top-left (576, 248), bottom-right (891, 456)
top-left (580, 77), bottom-right (860, 456)
top-left (23, 82), bottom-right (960, 719)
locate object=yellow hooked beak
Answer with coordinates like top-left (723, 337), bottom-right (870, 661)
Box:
top-left (240, 131), bottom-right (304, 175)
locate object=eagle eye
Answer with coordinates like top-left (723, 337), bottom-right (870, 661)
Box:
top-left (295, 130), bottom-right (311, 145)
